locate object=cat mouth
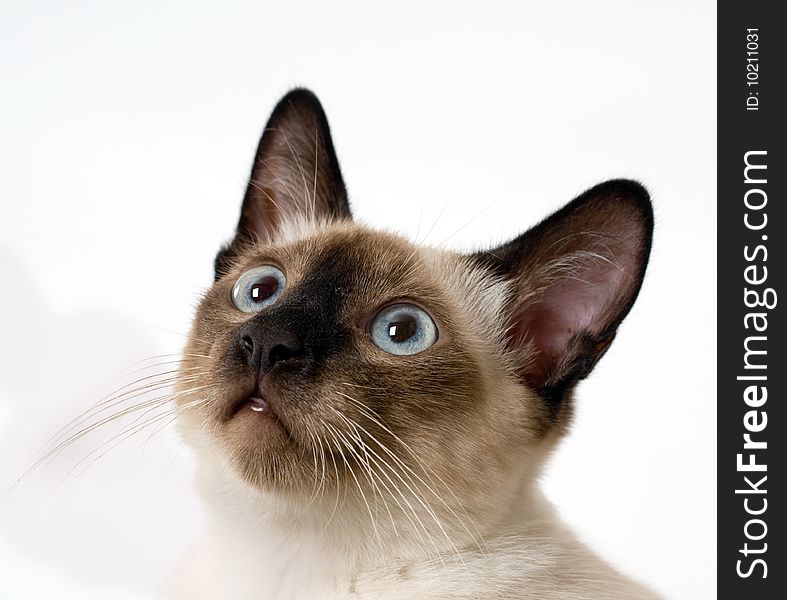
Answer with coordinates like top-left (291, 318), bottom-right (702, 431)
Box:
top-left (232, 393), bottom-right (277, 419)
top-left (240, 396), bottom-right (274, 416)
top-left (228, 390), bottom-right (289, 435)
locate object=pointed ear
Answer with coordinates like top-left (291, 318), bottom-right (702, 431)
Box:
top-left (215, 89), bottom-right (351, 278)
top-left (475, 179), bottom-right (653, 412)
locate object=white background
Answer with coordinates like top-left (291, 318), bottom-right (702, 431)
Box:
top-left (0, 1), bottom-right (716, 598)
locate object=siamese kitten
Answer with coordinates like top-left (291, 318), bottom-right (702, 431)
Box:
top-left (167, 89), bottom-right (658, 599)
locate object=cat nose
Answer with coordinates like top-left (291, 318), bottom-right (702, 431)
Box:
top-left (238, 321), bottom-right (305, 376)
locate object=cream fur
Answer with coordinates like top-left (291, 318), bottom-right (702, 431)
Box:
top-left (164, 447), bottom-right (659, 600)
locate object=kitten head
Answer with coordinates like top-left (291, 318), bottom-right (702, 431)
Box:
top-left (176, 89), bottom-right (652, 526)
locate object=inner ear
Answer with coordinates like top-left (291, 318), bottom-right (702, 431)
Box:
top-left (476, 179), bottom-right (653, 403)
top-left (215, 89), bottom-right (351, 278)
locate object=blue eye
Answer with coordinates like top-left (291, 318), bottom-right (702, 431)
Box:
top-left (231, 266), bottom-right (286, 313)
top-left (370, 303), bottom-right (438, 356)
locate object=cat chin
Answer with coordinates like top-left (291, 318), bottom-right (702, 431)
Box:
top-left (174, 402), bottom-right (300, 495)
top-left (214, 424), bottom-right (303, 492)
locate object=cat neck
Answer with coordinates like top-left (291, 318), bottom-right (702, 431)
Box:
top-left (165, 450), bottom-right (656, 600)
top-left (193, 441), bottom-right (558, 567)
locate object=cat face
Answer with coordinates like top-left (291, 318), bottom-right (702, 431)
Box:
top-left (179, 222), bottom-right (532, 499)
top-left (175, 90), bottom-right (652, 514)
